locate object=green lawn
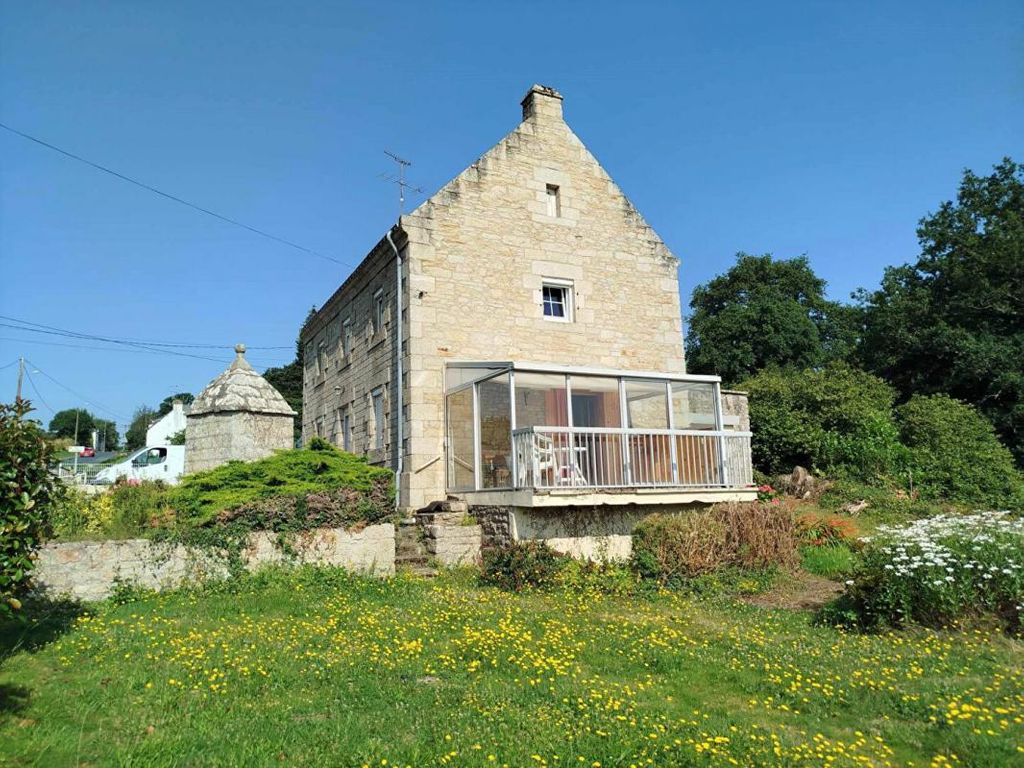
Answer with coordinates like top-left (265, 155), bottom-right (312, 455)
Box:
top-left (1, 569), bottom-right (1022, 767)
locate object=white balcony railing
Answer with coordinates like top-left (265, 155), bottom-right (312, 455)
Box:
top-left (511, 427), bottom-right (753, 491)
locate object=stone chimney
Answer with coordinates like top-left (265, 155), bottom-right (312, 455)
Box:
top-left (521, 84), bottom-right (563, 122)
top-left (171, 399), bottom-right (184, 417)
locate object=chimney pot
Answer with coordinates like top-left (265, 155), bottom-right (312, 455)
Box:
top-left (521, 84), bottom-right (563, 122)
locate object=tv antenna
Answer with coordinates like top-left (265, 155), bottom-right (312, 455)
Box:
top-left (381, 150), bottom-right (424, 216)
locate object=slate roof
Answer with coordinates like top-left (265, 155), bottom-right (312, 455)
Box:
top-left (190, 344), bottom-right (297, 417)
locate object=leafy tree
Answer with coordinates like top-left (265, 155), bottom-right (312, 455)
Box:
top-left (125, 406), bottom-right (157, 451)
top-left (263, 307), bottom-right (317, 444)
top-left (857, 158), bottom-right (1024, 463)
top-left (1, 400), bottom-right (61, 616)
top-left (686, 253), bottom-right (857, 384)
top-left (48, 408), bottom-right (96, 443)
top-left (896, 394), bottom-right (1024, 507)
top-left (157, 392), bottom-right (194, 417)
top-left (94, 419), bottom-right (120, 451)
top-left (742, 363), bottom-right (906, 480)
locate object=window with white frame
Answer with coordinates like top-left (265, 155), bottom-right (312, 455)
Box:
top-left (341, 317), bottom-right (353, 357)
top-left (373, 289), bottom-right (385, 334)
top-left (545, 184), bottom-right (561, 217)
top-left (541, 280), bottom-right (573, 321)
top-left (372, 388), bottom-right (385, 450)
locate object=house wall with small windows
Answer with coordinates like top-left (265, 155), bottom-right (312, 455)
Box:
top-left (300, 236), bottom-right (401, 468)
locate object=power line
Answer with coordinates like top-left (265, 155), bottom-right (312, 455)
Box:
top-left (23, 369), bottom-right (56, 416)
top-left (0, 322), bottom-right (228, 363)
top-left (0, 316), bottom-right (292, 366)
top-left (0, 359), bottom-right (19, 371)
top-left (0, 335), bottom-right (292, 366)
top-left (25, 358), bottom-right (128, 422)
top-left (0, 315), bottom-right (290, 350)
top-left (0, 121), bottom-right (356, 269)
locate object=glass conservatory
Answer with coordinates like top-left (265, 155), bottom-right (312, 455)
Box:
top-left (444, 362), bottom-right (754, 495)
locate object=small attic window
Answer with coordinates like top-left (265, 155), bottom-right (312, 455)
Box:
top-left (545, 184), bottom-right (561, 217)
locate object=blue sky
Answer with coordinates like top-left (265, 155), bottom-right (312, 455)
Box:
top-left (1, 1), bottom-right (1021, 436)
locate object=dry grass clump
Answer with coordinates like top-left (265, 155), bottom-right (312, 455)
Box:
top-left (632, 502), bottom-right (798, 581)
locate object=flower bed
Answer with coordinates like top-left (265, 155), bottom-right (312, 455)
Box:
top-left (828, 511), bottom-right (1024, 630)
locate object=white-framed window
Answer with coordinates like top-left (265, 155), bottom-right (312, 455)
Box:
top-left (316, 340), bottom-right (328, 375)
top-left (372, 387), bottom-right (385, 450)
top-left (373, 289), bottom-right (385, 334)
top-left (545, 184), bottom-right (561, 217)
top-left (541, 279), bottom-right (573, 322)
top-left (342, 317), bottom-right (353, 357)
top-left (342, 407), bottom-right (352, 452)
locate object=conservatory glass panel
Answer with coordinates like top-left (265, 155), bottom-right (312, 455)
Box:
top-left (478, 374), bottom-right (512, 488)
top-left (446, 386), bottom-right (476, 490)
top-left (624, 379), bottom-right (669, 429)
top-left (514, 372), bottom-right (568, 429)
top-left (671, 382), bottom-right (717, 430)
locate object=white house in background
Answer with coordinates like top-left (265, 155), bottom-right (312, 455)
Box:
top-left (146, 399), bottom-right (188, 446)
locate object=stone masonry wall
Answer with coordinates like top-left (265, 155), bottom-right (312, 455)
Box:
top-left (471, 503), bottom-right (713, 562)
top-left (301, 237), bottom-right (403, 476)
top-left (402, 87), bottom-right (687, 509)
top-left (34, 524), bottom-right (395, 602)
top-left (185, 411), bottom-right (294, 474)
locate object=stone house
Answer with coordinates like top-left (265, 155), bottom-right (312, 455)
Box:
top-left (302, 85), bottom-right (755, 557)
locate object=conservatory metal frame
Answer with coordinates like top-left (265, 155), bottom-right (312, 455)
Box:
top-left (443, 361), bottom-right (755, 500)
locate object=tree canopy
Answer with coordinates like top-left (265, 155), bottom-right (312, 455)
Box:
top-left (856, 158), bottom-right (1024, 463)
top-left (48, 408), bottom-right (95, 443)
top-left (685, 253), bottom-right (857, 385)
top-left (263, 306), bottom-right (317, 444)
top-left (158, 392), bottom-right (194, 417)
top-left (125, 405), bottom-right (157, 451)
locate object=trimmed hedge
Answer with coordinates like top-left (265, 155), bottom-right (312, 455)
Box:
top-left (169, 439), bottom-right (394, 527)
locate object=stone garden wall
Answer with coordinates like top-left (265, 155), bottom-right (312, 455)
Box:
top-left (33, 524), bottom-right (395, 602)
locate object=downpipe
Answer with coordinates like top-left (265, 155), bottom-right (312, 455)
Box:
top-left (385, 229), bottom-right (404, 514)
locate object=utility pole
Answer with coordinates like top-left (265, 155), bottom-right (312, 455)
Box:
top-left (15, 356), bottom-right (24, 403)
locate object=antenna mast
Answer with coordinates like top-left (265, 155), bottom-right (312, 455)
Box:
top-left (383, 150), bottom-right (423, 217)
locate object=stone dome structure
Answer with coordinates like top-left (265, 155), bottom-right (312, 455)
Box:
top-left (184, 344), bottom-right (297, 474)
top-left (190, 344), bottom-right (296, 417)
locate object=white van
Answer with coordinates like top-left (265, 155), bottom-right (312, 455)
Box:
top-left (93, 445), bottom-right (186, 485)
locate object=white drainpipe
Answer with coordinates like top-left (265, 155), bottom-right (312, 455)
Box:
top-left (385, 228), bottom-right (404, 513)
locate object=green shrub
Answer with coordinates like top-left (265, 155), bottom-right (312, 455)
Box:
top-left (169, 442), bottom-right (394, 526)
top-left (824, 512), bottom-right (1024, 631)
top-left (742, 363), bottom-right (907, 481)
top-left (46, 486), bottom-right (91, 538)
top-left (1, 401), bottom-right (61, 615)
top-left (553, 557), bottom-right (642, 596)
top-left (480, 540), bottom-right (566, 591)
top-left (631, 503), bottom-right (797, 583)
top-left (107, 481), bottom-right (167, 536)
top-left (896, 395), bottom-right (1024, 508)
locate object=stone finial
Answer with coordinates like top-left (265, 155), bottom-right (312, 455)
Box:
top-left (235, 343), bottom-right (246, 356)
top-left (521, 84), bottom-right (563, 122)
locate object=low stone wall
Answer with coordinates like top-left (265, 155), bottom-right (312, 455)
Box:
top-left (415, 502), bottom-right (483, 566)
top-left (422, 522), bottom-right (482, 566)
top-left (33, 524), bottom-right (395, 602)
top-left (471, 504), bottom-right (708, 561)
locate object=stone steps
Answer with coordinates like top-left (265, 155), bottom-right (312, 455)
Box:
top-left (395, 520), bottom-right (436, 577)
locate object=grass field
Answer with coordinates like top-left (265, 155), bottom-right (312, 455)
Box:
top-left (1, 568), bottom-right (1022, 767)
